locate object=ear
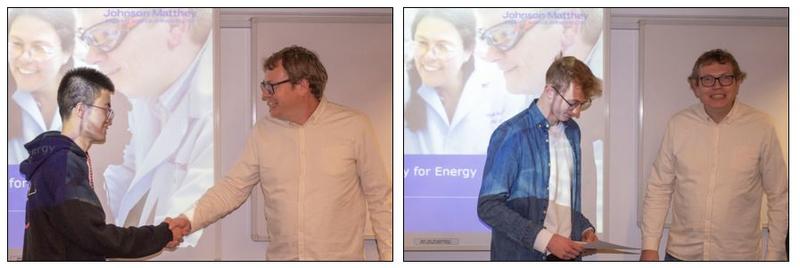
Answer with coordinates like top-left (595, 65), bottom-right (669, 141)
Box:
top-left (296, 79), bottom-right (312, 96)
top-left (167, 21), bottom-right (191, 50)
top-left (520, 19), bottom-right (535, 31)
top-left (689, 83), bottom-right (701, 97)
top-left (544, 84), bottom-right (555, 99)
top-left (72, 103), bottom-right (85, 119)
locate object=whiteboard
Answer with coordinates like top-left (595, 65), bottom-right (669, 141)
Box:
top-left (248, 15), bottom-right (392, 241)
top-left (638, 20), bottom-right (788, 228)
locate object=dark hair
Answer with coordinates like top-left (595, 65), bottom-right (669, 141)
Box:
top-left (57, 67), bottom-right (115, 120)
top-left (545, 55), bottom-right (603, 99)
top-left (8, 8), bottom-right (76, 71)
top-left (263, 45), bottom-right (328, 100)
top-left (405, 8), bottom-right (476, 131)
top-left (687, 48), bottom-right (747, 87)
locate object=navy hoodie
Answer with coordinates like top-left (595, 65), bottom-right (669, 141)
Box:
top-left (21, 131), bottom-right (172, 261)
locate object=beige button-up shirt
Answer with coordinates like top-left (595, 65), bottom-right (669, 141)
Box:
top-left (188, 99), bottom-right (392, 260)
top-left (641, 101), bottom-right (787, 260)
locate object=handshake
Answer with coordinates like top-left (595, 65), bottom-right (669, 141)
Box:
top-left (163, 215), bottom-right (192, 249)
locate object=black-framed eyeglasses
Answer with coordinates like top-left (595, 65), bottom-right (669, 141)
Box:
top-left (697, 74), bottom-right (736, 87)
top-left (553, 86), bottom-right (592, 111)
top-left (479, 20), bottom-right (533, 52)
top-left (259, 79), bottom-right (292, 95)
top-left (78, 18), bottom-right (142, 53)
top-left (84, 103), bottom-right (115, 120)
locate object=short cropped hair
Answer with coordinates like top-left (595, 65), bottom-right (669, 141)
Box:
top-left (57, 67), bottom-right (115, 120)
top-left (545, 55), bottom-right (603, 99)
top-left (687, 48), bottom-right (747, 87)
top-left (263, 46), bottom-right (328, 100)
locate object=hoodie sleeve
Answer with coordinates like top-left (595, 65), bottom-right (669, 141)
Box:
top-left (47, 152), bottom-right (173, 259)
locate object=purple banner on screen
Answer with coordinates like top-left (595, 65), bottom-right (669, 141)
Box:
top-left (8, 165), bottom-right (28, 249)
top-left (404, 155), bottom-right (491, 232)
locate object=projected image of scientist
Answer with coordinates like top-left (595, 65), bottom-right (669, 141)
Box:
top-left (478, 56), bottom-right (602, 261)
top-left (404, 9), bottom-right (509, 154)
top-left (475, 8), bottom-right (602, 97)
top-left (8, 8), bottom-right (76, 164)
top-left (75, 8), bottom-right (214, 247)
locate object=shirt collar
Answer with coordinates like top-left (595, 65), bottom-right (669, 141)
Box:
top-left (156, 41), bottom-right (208, 112)
top-left (305, 98), bottom-right (327, 125)
top-left (276, 98), bottom-right (327, 127)
top-left (12, 90), bottom-right (62, 132)
top-left (693, 100), bottom-right (741, 124)
top-left (528, 98), bottom-right (554, 129)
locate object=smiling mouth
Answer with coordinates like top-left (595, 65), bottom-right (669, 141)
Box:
top-left (16, 66), bottom-right (37, 75)
top-left (419, 64), bottom-right (441, 72)
top-left (97, 65), bottom-right (120, 76)
top-left (499, 64), bottom-right (517, 74)
top-left (710, 94), bottom-right (727, 100)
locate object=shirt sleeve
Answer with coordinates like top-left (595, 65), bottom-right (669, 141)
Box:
top-left (354, 115), bottom-right (393, 261)
top-left (760, 122), bottom-right (788, 260)
top-left (477, 126), bottom-right (542, 251)
top-left (189, 124), bottom-right (263, 232)
top-left (534, 228), bottom-right (554, 253)
top-left (640, 119), bottom-right (677, 251)
top-left (51, 155), bottom-right (172, 259)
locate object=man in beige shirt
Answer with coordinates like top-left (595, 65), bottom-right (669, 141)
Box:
top-left (640, 49), bottom-right (787, 261)
top-left (169, 45), bottom-right (392, 260)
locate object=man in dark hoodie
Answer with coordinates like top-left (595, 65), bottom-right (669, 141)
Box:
top-left (21, 67), bottom-right (183, 260)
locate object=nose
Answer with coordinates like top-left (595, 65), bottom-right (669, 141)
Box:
top-left (481, 46), bottom-right (504, 62)
top-left (84, 46), bottom-right (107, 65)
top-left (570, 106), bottom-right (582, 119)
top-left (261, 88), bottom-right (272, 101)
top-left (13, 48), bottom-right (35, 63)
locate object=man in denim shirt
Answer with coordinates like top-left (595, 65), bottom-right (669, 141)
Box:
top-left (478, 56), bottom-right (602, 261)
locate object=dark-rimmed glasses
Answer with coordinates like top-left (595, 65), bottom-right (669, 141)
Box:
top-left (260, 79), bottom-right (292, 95)
top-left (553, 85), bottom-right (591, 111)
top-left (697, 74), bottom-right (736, 87)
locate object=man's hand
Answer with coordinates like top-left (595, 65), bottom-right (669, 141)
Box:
top-left (164, 215), bottom-right (192, 250)
top-left (640, 249), bottom-right (659, 261)
top-left (581, 229), bottom-right (598, 242)
top-left (163, 217), bottom-right (183, 249)
top-left (546, 234), bottom-right (584, 260)
top-left (579, 229), bottom-right (598, 257)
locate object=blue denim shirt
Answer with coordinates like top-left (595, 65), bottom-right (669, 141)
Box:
top-left (477, 99), bottom-right (594, 261)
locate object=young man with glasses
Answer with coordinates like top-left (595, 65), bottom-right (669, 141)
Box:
top-left (167, 46), bottom-right (392, 260)
top-left (478, 56), bottom-right (602, 261)
top-left (21, 67), bottom-right (184, 260)
top-left (75, 9), bottom-right (215, 247)
top-left (640, 49), bottom-right (788, 261)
